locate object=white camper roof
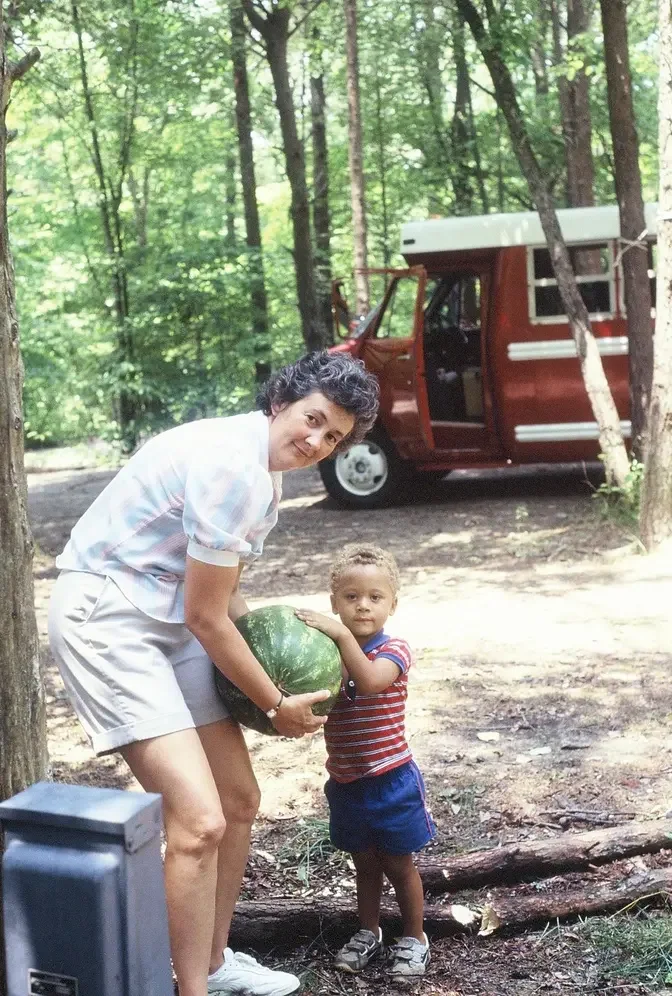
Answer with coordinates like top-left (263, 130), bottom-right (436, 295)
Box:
top-left (400, 203), bottom-right (658, 256)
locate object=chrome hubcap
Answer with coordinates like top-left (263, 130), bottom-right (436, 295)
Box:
top-left (334, 441), bottom-right (388, 496)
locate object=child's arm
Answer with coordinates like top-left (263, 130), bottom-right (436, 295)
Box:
top-left (295, 610), bottom-right (400, 694)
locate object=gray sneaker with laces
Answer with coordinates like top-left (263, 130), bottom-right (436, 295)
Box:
top-left (387, 934), bottom-right (430, 977)
top-left (334, 927), bottom-right (384, 973)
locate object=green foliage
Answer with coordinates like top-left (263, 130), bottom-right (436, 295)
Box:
top-left (594, 458), bottom-right (645, 531)
top-left (2, 0), bottom-right (660, 447)
top-left (581, 911), bottom-right (672, 985)
top-left (277, 817), bottom-right (347, 886)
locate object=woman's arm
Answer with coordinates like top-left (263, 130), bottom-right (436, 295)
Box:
top-left (185, 556), bottom-right (328, 736)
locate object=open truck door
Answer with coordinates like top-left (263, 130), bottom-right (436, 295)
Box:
top-left (321, 268), bottom-right (436, 507)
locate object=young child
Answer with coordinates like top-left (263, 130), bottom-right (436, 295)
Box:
top-left (296, 544), bottom-right (435, 978)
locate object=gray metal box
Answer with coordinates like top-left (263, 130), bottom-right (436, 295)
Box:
top-left (0, 781), bottom-right (173, 996)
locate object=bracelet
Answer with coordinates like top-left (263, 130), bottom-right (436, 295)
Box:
top-left (265, 691), bottom-right (285, 720)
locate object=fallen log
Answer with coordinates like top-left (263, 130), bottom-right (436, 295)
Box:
top-left (418, 818), bottom-right (672, 894)
top-left (230, 897), bottom-right (475, 948)
top-left (230, 869), bottom-right (672, 948)
top-left (479, 867), bottom-right (672, 935)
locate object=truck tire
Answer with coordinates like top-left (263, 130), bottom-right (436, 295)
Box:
top-left (318, 429), bottom-right (409, 509)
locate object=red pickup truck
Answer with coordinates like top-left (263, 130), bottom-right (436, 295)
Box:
top-left (320, 203), bottom-right (657, 508)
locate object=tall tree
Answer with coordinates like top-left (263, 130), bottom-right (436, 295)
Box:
top-left (639, 1), bottom-right (672, 551)
top-left (600, 0), bottom-right (654, 462)
top-left (458, 0), bottom-right (630, 487)
top-left (242, 0), bottom-right (328, 352)
top-left (551, 0), bottom-right (595, 209)
top-left (71, 0), bottom-right (138, 451)
top-left (343, 0), bottom-right (369, 316)
top-left (230, 0), bottom-right (271, 381)
top-left (310, 28), bottom-right (333, 343)
top-left (0, 15), bottom-right (48, 990)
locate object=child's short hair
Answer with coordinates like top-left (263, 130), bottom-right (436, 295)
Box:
top-left (330, 544), bottom-right (400, 595)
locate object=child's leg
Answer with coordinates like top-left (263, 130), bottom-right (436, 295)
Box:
top-left (352, 848), bottom-right (384, 934)
top-left (377, 851), bottom-right (425, 942)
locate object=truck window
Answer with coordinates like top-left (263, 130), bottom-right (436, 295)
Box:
top-left (376, 275), bottom-right (418, 338)
top-left (528, 242), bottom-right (614, 322)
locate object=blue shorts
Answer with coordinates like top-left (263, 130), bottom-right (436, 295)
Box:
top-left (325, 760), bottom-right (436, 856)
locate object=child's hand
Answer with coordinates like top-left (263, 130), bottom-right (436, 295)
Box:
top-left (295, 608), bottom-right (345, 642)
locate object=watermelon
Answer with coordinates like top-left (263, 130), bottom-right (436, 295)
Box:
top-left (214, 604), bottom-right (342, 736)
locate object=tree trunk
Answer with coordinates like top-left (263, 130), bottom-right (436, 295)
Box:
top-left (416, 818), bottom-right (672, 894)
top-left (600, 0), bottom-right (654, 462)
top-left (451, 9), bottom-right (476, 212)
top-left (242, 2), bottom-right (327, 353)
top-left (228, 869), bottom-right (672, 947)
top-left (373, 69), bottom-right (391, 267)
top-left (479, 867), bottom-right (672, 935)
top-left (640, 2), bottom-right (672, 550)
top-left (230, 897), bottom-right (467, 948)
top-left (343, 0), bottom-right (369, 316)
top-left (564, 0), bottom-right (595, 209)
top-left (230, 0), bottom-right (271, 381)
top-left (458, 0), bottom-right (630, 487)
top-left (72, 1), bottom-right (137, 451)
top-left (310, 34), bottom-right (333, 344)
top-left (0, 29), bottom-right (48, 994)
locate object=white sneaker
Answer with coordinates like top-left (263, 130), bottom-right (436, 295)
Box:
top-left (207, 948), bottom-right (300, 995)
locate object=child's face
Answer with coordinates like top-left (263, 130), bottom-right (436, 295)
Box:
top-left (330, 564), bottom-right (397, 644)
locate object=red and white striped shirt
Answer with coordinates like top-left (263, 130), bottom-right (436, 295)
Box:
top-left (324, 631), bottom-right (413, 784)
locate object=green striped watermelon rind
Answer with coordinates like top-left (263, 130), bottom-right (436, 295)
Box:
top-left (213, 604), bottom-right (343, 736)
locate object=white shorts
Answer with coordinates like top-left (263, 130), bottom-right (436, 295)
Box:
top-left (48, 571), bottom-right (230, 755)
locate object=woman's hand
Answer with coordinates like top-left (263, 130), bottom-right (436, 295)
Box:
top-left (295, 608), bottom-right (346, 642)
top-left (271, 689), bottom-right (330, 738)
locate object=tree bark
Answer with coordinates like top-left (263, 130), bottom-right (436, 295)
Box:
top-left (458, 0), bottom-right (630, 487)
top-left (565, 0), bottom-right (595, 209)
top-left (230, 0), bottom-right (271, 381)
top-left (0, 26), bottom-right (48, 994)
top-left (416, 818), bottom-right (672, 894)
top-left (600, 0), bottom-right (654, 462)
top-left (230, 897), bottom-right (467, 948)
top-left (310, 33), bottom-right (333, 343)
top-left (451, 9), bottom-right (476, 213)
top-left (243, 1), bottom-right (327, 353)
top-left (228, 869), bottom-right (672, 947)
top-left (479, 867), bottom-right (672, 935)
top-left (640, 2), bottom-right (672, 550)
top-left (343, 0), bottom-right (369, 316)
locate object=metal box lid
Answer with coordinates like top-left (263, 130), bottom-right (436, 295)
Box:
top-left (0, 782), bottom-right (163, 852)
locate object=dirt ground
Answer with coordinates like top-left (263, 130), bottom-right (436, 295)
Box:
top-left (27, 459), bottom-right (672, 996)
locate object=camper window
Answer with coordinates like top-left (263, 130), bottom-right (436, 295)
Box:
top-left (528, 242), bottom-right (615, 323)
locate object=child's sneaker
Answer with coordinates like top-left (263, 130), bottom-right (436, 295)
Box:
top-left (208, 948), bottom-right (299, 995)
top-left (387, 933), bottom-right (430, 977)
top-left (334, 927), bottom-right (384, 973)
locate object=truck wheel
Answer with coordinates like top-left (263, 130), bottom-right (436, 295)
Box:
top-left (318, 430), bottom-right (407, 509)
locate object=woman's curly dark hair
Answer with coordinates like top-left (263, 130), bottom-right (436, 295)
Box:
top-left (257, 351), bottom-right (379, 452)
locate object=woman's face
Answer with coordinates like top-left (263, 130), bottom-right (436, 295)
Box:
top-left (268, 391), bottom-right (355, 471)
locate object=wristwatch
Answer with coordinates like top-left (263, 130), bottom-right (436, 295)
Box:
top-left (265, 691), bottom-right (285, 721)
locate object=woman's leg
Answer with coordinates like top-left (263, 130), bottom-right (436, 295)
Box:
top-left (351, 849), bottom-right (384, 934)
top-left (377, 852), bottom-right (425, 941)
top-left (120, 728), bottom-right (225, 996)
top-left (196, 719), bottom-right (261, 967)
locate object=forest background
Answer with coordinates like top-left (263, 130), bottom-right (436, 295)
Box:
top-left (6, 0), bottom-right (660, 455)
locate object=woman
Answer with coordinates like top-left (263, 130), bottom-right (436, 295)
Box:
top-left (48, 351), bottom-right (379, 996)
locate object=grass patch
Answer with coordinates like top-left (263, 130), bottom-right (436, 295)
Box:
top-left (277, 817), bottom-right (348, 886)
top-left (581, 910), bottom-right (672, 985)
